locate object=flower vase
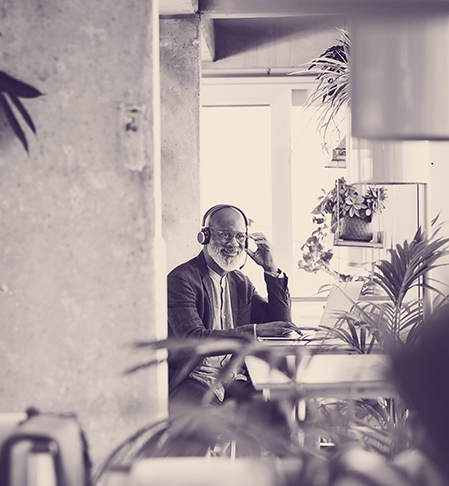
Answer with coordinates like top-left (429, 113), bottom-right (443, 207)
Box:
top-left (338, 217), bottom-right (373, 242)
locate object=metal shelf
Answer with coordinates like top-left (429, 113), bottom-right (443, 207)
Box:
top-left (333, 239), bottom-right (384, 248)
top-left (333, 231), bottom-right (385, 248)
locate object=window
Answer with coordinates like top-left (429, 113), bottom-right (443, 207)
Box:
top-left (200, 77), bottom-right (430, 329)
top-left (201, 77), bottom-right (352, 297)
top-left (201, 78), bottom-right (389, 299)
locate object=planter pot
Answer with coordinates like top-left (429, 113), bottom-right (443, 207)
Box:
top-left (338, 217), bottom-right (373, 242)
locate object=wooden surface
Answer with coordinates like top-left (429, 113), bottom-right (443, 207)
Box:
top-left (246, 353), bottom-right (397, 399)
top-left (257, 337), bottom-right (356, 354)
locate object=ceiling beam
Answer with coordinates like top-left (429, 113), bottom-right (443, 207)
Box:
top-left (198, 0), bottom-right (449, 18)
top-left (159, 0), bottom-right (198, 16)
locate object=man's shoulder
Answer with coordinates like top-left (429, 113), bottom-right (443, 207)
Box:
top-left (168, 253), bottom-right (207, 280)
top-left (169, 256), bottom-right (198, 276)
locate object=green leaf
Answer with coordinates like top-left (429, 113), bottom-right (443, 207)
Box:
top-left (360, 325), bottom-right (366, 353)
top-left (123, 357), bottom-right (165, 375)
top-left (0, 69), bottom-right (43, 98)
top-left (0, 92), bottom-right (29, 152)
top-left (8, 93), bottom-right (37, 133)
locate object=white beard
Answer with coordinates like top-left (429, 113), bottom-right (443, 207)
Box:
top-left (207, 242), bottom-right (244, 272)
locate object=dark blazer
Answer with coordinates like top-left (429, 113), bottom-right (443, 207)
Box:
top-left (167, 251), bottom-right (291, 381)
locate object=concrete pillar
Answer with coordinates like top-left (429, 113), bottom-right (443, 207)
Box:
top-left (0, 0), bottom-right (166, 467)
top-left (161, 17), bottom-right (202, 272)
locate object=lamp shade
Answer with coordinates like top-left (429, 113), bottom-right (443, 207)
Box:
top-left (351, 13), bottom-right (449, 140)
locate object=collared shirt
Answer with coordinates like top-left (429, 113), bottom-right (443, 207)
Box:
top-left (207, 266), bottom-right (234, 331)
top-left (189, 267), bottom-right (245, 401)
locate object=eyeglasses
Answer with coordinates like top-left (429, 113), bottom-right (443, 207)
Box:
top-left (210, 228), bottom-right (247, 243)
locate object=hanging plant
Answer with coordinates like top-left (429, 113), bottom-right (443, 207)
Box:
top-left (0, 69), bottom-right (43, 153)
top-left (290, 28), bottom-right (350, 152)
top-left (312, 177), bottom-right (387, 233)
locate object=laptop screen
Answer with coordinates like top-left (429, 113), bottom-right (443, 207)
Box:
top-left (318, 281), bottom-right (364, 327)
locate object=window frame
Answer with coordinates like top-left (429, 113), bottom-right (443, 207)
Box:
top-left (201, 76), bottom-right (318, 280)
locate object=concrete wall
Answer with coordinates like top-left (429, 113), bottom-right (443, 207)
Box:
top-left (0, 0), bottom-right (166, 467)
top-left (161, 17), bottom-right (202, 273)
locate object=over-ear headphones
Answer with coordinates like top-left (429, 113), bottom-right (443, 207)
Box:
top-left (197, 204), bottom-right (249, 248)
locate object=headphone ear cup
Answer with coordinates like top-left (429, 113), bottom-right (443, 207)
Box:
top-left (197, 228), bottom-right (211, 245)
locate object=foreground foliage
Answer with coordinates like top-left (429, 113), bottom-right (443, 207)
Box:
top-left (95, 225), bottom-right (449, 486)
top-left (0, 69), bottom-right (43, 153)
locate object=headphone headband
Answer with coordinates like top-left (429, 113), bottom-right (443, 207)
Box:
top-left (197, 204), bottom-right (249, 246)
top-left (201, 204), bottom-right (249, 228)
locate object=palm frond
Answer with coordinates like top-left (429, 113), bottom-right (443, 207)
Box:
top-left (123, 357), bottom-right (165, 375)
top-left (8, 93), bottom-right (37, 133)
top-left (360, 226), bottom-right (449, 346)
top-left (0, 69), bottom-right (43, 153)
top-left (0, 92), bottom-right (29, 152)
top-left (316, 317), bottom-right (377, 354)
top-left (374, 229), bottom-right (449, 307)
top-left (129, 337), bottom-right (249, 356)
top-left (0, 70), bottom-right (43, 98)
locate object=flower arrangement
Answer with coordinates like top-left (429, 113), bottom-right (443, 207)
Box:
top-left (312, 177), bottom-right (387, 234)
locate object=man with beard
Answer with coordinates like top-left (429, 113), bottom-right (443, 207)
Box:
top-left (167, 204), bottom-right (298, 412)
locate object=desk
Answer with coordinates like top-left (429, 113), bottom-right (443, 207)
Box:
top-left (246, 353), bottom-right (397, 399)
top-left (257, 336), bottom-right (356, 354)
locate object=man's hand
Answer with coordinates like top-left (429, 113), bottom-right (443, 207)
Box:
top-left (246, 232), bottom-right (278, 273)
top-left (256, 321), bottom-right (301, 338)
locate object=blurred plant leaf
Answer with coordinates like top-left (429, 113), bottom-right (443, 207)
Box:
top-left (0, 92), bottom-right (29, 152)
top-left (9, 93), bottom-right (37, 133)
top-left (0, 70), bottom-right (43, 98)
top-left (0, 69), bottom-right (43, 153)
top-left (391, 303), bottom-right (449, 483)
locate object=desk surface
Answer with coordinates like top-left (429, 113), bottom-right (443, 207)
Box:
top-left (258, 336), bottom-right (355, 354)
top-left (246, 353), bottom-right (397, 399)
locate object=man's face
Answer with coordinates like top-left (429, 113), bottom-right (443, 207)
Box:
top-left (206, 208), bottom-right (247, 272)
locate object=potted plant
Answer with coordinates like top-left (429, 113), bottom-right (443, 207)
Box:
top-left (308, 223), bottom-right (449, 482)
top-left (351, 223), bottom-right (449, 351)
top-left (312, 177), bottom-right (387, 242)
top-left (310, 218), bottom-right (449, 355)
top-left (297, 177), bottom-right (386, 282)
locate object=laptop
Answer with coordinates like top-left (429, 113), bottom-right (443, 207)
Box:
top-left (260, 281), bottom-right (364, 343)
top-left (317, 281), bottom-right (364, 328)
